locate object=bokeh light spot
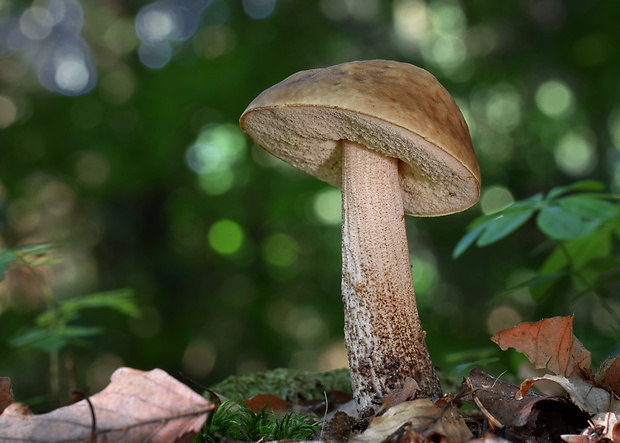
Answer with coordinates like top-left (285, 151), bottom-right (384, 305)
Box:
top-left (0, 95), bottom-right (18, 128)
top-left (100, 66), bottom-right (136, 104)
top-left (535, 79), bottom-right (574, 118)
top-left (481, 185), bottom-right (514, 215)
top-left (87, 353), bottom-right (124, 392)
top-left (136, 4), bottom-right (178, 45)
top-left (318, 341), bottom-right (348, 371)
top-left (431, 0), bottom-right (466, 35)
top-left (411, 256), bottom-right (437, 302)
top-left (392, 0), bottom-right (430, 55)
top-left (137, 42), bottom-right (172, 69)
top-left (193, 26), bottom-right (236, 59)
top-left (182, 339), bottom-right (217, 378)
top-left (75, 151), bottom-right (110, 187)
top-left (243, 0), bottom-right (277, 19)
top-left (554, 130), bottom-right (596, 177)
top-left (186, 123), bottom-right (247, 195)
top-left (485, 85), bottom-right (522, 132)
top-left (39, 36), bottom-right (96, 95)
top-left (263, 233), bottom-right (299, 267)
top-left (135, 0), bottom-right (210, 68)
top-left (20, 5), bottom-right (54, 41)
top-left (40, 179), bottom-right (76, 217)
top-left (208, 219), bottom-right (244, 255)
top-left (104, 19), bottom-right (139, 54)
top-left (55, 56), bottom-right (89, 93)
top-left (486, 305), bottom-right (522, 336)
top-left (312, 188), bottom-right (341, 225)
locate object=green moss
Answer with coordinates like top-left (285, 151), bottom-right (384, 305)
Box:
top-left (197, 399), bottom-right (322, 442)
top-left (210, 368), bottom-right (351, 403)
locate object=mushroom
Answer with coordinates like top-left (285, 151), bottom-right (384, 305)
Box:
top-left (239, 60), bottom-right (480, 416)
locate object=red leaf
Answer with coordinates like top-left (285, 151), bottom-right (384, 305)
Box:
top-left (491, 316), bottom-right (591, 378)
top-left (244, 394), bottom-right (292, 415)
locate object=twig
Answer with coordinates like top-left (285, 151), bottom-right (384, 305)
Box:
top-left (465, 377), bottom-right (503, 429)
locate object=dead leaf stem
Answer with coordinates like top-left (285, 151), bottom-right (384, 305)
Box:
top-left (72, 389), bottom-right (97, 442)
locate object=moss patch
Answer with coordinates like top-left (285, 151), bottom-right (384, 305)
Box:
top-left (210, 368), bottom-right (351, 403)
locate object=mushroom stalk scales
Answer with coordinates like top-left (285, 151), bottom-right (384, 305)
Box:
top-left (341, 140), bottom-right (442, 415)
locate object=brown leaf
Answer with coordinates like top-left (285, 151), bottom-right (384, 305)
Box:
top-left (0, 377), bottom-right (14, 414)
top-left (561, 412), bottom-right (619, 442)
top-left (244, 393), bottom-right (292, 416)
top-left (595, 355), bottom-right (620, 397)
top-left (350, 398), bottom-right (472, 443)
top-left (0, 367), bottom-right (213, 442)
top-left (519, 374), bottom-right (620, 415)
top-left (465, 368), bottom-right (589, 441)
top-left (491, 316), bottom-right (591, 378)
top-left (375, 377), bottom-right (420, 416)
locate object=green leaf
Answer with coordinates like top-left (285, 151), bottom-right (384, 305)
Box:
top-left (571, 257), bottom-right (620, 292)
top-left (9, 328), bottom-right (67, 352)
top-left (57, 289), bottom-right (139, 319)
top-left (452, 223), bottom-right (486, 259)
top-left (453, 194), bottom-right (544, 258)
top-left (465, 193), bottom-right (543, 230)
top-left (545, 180), bottom-right (605, 200)
top-left (531, 227), bottom-right (614, 298)
top-left (497, 270), bottom-right (569, 299)
top-left (11, 243), bottom-right (62, 269)
top-left (59, 325), bottom-right (103, 339)
top-left (537, 205), bottom-right (600, 240)
top-left (558, 196), bottom-right (620, 220)
top-left (0, 250), bottom-right (17, 282)
top-left (10, 325), bottom-right (103, 352)
top-left (476, 208), bottom-right (536, 247)
top-left (564, 226), bottom-right (613, 270)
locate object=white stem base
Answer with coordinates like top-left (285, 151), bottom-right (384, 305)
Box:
top-left (341, 140), bottom-right (442, 416)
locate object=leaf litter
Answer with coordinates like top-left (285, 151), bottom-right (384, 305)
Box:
top-left (0, 315), bottom-right (617, 442)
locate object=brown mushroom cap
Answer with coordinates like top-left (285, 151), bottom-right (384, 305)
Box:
top-left (239, 59), bottom-right (480, 216)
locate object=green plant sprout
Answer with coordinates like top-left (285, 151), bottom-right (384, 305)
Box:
top-left (0, 243), bottom-right (138, 406)
top-left (197, 399), bottom-right (322, 442)
top-left (454, 180), bottom-right (620, 322)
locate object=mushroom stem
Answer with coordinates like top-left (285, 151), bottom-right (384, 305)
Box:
top-left (341, 140), bottom-right (442, 416)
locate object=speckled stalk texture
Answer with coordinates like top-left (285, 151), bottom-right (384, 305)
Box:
top-left (341, 140), bottom-right (442, 416)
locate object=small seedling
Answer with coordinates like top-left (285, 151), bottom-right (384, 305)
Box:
top-left (1, 242), bottom-right (139, 406)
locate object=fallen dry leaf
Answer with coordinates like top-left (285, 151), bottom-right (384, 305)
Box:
top-left (491, 316), bottom-right (591, 378)
top-left (464, 368), bottom-right (589, 441)
top-left (0, 367), bottom-right (213, 442)
top-left (350, 398), bottom-right (471, 443)
top-left (244, 393), bottom-right (293, 416)
top-left (561, 411), bottom-right (619, 442)
top-left (518, 374), bottom-right (620, 415)
top-left (0, 377), bottom-right (13, 415)
top-left (375, 377), bottom-right (420, 416)
top-left (595, 354), bottom-right (620, 397)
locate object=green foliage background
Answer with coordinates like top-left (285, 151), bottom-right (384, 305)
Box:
top-left (1, 0), bottom-right (619, 406)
